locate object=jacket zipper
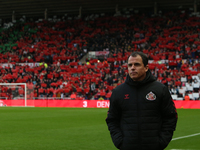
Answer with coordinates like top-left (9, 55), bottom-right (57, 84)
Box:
top-left (136, 87), bottom-right (141, 148)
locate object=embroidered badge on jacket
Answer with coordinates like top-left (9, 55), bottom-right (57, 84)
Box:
top-left (124, 94), bottom-right (129, 99)
top-left (146, 91), bottom-right (156, 101)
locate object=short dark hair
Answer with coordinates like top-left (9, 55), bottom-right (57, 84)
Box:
top-left (128, 51), bottom-right (148, 66)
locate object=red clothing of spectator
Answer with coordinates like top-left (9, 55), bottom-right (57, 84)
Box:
top-left (175, 80), bottom-right (182, 86)
top-left (70, 92), bottom-right (77, 100)
top-left (184, 95), bottom-right (190, 101)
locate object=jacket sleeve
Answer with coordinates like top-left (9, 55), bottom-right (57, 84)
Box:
top-left (106, 89), bottom-right (123, 149)
top-left (159, 85), bottom-right (178, 149)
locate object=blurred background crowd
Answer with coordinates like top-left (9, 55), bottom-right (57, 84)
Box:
top-left (0, 6), bottom-right (200, 100)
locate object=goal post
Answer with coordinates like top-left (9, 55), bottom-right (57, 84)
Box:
top-left (0, 83), bottom-right (34, 107)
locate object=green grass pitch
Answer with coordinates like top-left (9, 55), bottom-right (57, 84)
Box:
top-left (0, 107), bottom-right (200, 150)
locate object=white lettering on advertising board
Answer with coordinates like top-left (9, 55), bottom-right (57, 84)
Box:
top-left (97, 101), bottom-right (110, 108)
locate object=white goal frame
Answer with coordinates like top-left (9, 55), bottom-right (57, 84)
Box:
top-left (0, 83), bottom-right (27, 107)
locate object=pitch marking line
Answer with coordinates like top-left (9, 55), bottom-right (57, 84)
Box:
top-left (172, 132), bottom-right (200, 141)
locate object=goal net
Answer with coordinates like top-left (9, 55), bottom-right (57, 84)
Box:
top-left (0, 83), bottom-right (35, 107)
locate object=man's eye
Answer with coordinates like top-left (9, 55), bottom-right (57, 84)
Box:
top-left (135, 63), bottom-right (140, 66)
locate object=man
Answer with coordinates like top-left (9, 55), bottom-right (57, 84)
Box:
top-left (106, 52), bottom-right (177, 150)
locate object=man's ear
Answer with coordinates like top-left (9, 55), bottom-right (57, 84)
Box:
top-left (145, 64), bottom-right (149, 72)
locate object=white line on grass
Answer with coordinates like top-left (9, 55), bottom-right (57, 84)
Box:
top-left (171, 149), bottom-right (194, 150)
top-left (172, 132), bottom-right (200, 141)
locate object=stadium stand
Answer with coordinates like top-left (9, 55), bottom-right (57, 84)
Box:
top-left (0, 9), bottom-right (199, 100)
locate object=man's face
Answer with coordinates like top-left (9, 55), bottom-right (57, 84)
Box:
top-left (127, 55), bottom-right (148, 81)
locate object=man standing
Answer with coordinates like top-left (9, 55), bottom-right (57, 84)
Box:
top-left (106, 52), bottom-right (177, 150)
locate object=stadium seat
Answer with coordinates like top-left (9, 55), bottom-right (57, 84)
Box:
top-left (171, 94), bottom-right (178, 100)
top-left (192, 93), bottom-right (199, 100)
top-left (188, 93), bottom-right (194, 100)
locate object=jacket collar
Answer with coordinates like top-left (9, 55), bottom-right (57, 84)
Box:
top-left (125, 70), bottom-right (156, 87)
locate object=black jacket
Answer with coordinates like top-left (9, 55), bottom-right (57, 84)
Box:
top-left (106, 70), bottom-right (178, 150)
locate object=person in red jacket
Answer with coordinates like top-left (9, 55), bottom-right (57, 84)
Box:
top-left (70, 92), bottom-right (77, 100)
top-left (106, 52), bottom-right (178, 150)
top-left (184, 93), bottom-right (190, 101)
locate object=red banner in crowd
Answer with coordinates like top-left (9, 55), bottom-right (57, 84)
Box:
top-left (1, 100), bottom-right (200, 109)
top-left (95, 51), bottom-right (109, 56)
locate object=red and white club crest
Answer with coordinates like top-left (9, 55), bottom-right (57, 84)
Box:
top-left (146, 91), bottom-right (156, 101)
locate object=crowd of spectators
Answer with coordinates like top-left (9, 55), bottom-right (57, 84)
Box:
top-left (0, 9), bottom-right (200, 100)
